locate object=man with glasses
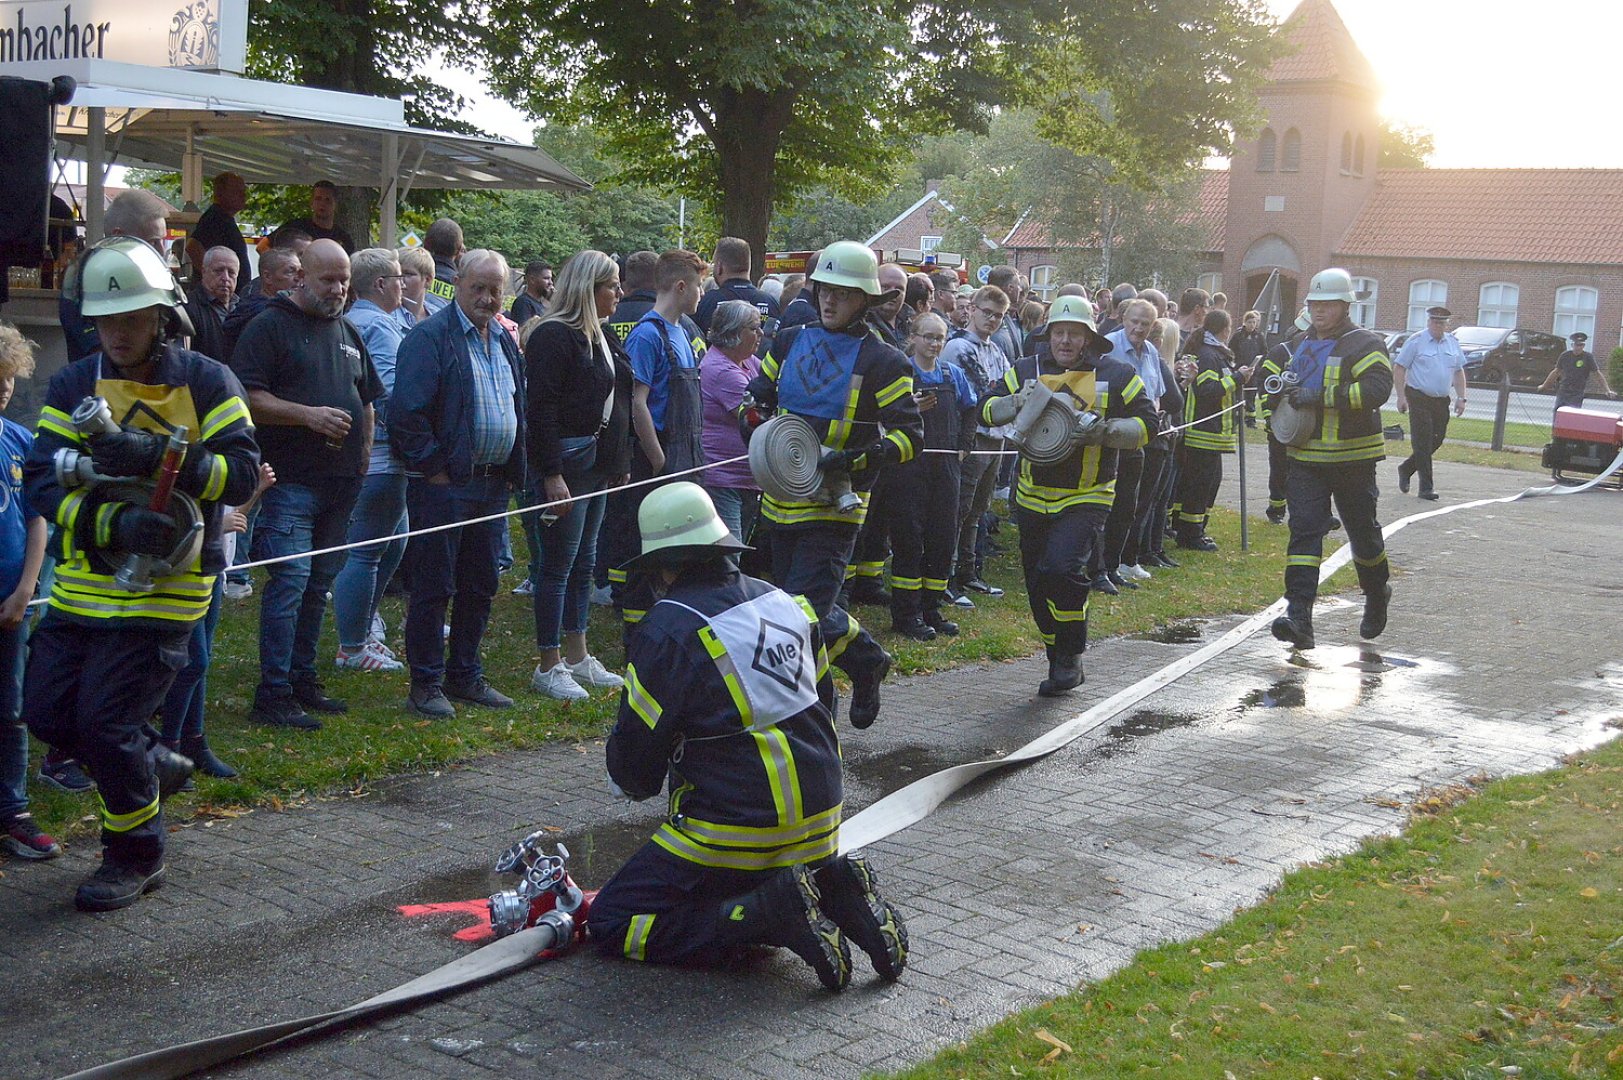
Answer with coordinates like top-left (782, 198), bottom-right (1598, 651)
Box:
top-left (1393, 305), bottom-right (1467, 501)
top-left (939, 285), bottom-right (1014, 605)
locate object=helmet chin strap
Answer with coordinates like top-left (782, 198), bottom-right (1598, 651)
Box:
top-left (809, 283), bottom-right (872, 336)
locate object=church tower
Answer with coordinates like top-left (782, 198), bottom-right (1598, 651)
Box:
top-left (1223, 0), bottom-right (1381, 320)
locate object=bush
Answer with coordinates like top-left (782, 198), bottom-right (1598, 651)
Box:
top-left (1609, 346), bottom-right (1623, 391)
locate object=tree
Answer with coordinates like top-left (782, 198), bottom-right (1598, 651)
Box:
top-left (1380, 121), bottom-right (1434, 169)
top-left (769, 188), bottom-right (915, 252)
top-left (463, 0), bottom-right (1281, 269)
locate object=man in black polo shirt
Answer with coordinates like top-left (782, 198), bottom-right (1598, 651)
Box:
top-left (1539, 331), bottom-right (1614, 416)
top-left (508, 259), bottom-right (553, 325)
top-left (186, 171), bottom-right (250, 297)
top-left (279, 180), bottom-right (356, 254)
top-left (233, 239), bottom-right (382, 729)
top-left (695, 236), bottom-right (779, 339)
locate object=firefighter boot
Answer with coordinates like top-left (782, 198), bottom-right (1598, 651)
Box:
top-left (1360, 582), bottom-right (1392, 641)
top-left (1038, 647), bottom-right (1084, 697)
top-left (75, 856), bottom-right (166, 912)
top-left (718, 865), bottom-right (851, 991)
top-left (151, 743), bottom-right (195, 800)
top-left (848, 651), bottom-right (892, 730)
top-left (1270, 608), bottom-right (1316, 651)
top-left (815, 854), bottom-right (908, 981)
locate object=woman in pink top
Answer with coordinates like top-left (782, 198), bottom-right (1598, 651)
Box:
top-left (698, 300), bottom-right (765, 541)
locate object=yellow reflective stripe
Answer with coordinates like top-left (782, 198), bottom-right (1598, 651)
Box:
top-left (792, 595), bottom-right (817, 622)
top-left (1038, 629), bottom-right (1056, 645)
top-left (94, 503), bottom-right (119, 549)
top-left (56, 565), bottom-right (214, 596)
top-left (754, 726), bottom-right (795, 823)
top-left (1286, 554), bottom-right (1322, 568)
top-left (1047, 597), bottom-right (1088, 623)
top-left (851, 561), bottom-right (884, 577)
top-left (922, 576), bottom-right (948, 591)
top-left (1351, 353), bottom-right (1390, 377)
top-left (624, 664), bottom-right (662, 730)
top-left (201, 453), bottom-right (227, 502)
top-left (57, 487), bottom-right (88, 533)
top-left (1354, 551), bottom-right (1389, 568)
top-left (201, 396), bottom-right (251, 439)
top-left (99, 793), bottom-right (160, 832)
top-left (762, 490), bottom-right (870, 526)
top-left (622, 608), bottom-right (646, 624)
top-left (874, 373), bottom-right (912, 407)
top-left (1014, 489), bottom-right (1114, 514)
top-left (606, 567), bottom-right (628, 585)
top-left (676, 804), bottom-right (841, 848)
top-left (624, 914), bottom-right (655, 961)
top-left (885, 429), bottom-right (915, 463)
top-left (38, 406), bottom-right (80, 441)
top-left (652, 822), bottom-right (839, 870)
top-left (826, 376), bottom-right (863, 449)
top-left (697, 626), bottom-right (755, 729)
top-left (826, 611), bottom-right (861, 661)
top-left (1288, 435), bottom-right (1386, 464)
top-left (890, 576), bottom-right (922, 591)
top-left (762, 351), bottom-right (781, 380)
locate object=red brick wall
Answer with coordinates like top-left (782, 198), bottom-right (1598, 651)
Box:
top-left (1332, 255), bottom-right (1623, 354)
top-left (868, 196), bottom-right (952, 252)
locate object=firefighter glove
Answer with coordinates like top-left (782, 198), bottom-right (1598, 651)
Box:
top-left (110, 504), bottom-right (176, 557)
top-left (88, 430), bottom-right (166, 478)
top-left (1288, 385), bottom-right (1324, 408)
top-left (819, 447), bottom-right (865, 474)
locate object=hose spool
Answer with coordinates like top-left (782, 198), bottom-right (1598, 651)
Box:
top-left (1008, 382), bottom-right (1084, 465)
top-left (96, 480), bottom-right (206, 579)
top-left (749, 414), bottom-right (828, 502)
top-left (1268, 399), bottom-right (1317, 448)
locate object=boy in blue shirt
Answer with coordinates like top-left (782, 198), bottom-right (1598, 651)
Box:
top-left (0, 323), bottom-right (54, 860)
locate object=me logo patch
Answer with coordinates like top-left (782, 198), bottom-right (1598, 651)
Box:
top-left (751, 618), bottom-right (806, 692)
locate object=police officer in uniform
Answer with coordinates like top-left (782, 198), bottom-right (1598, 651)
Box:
top-left (1270, 268), bottom-right (1393, 651)
top-left (1538, 331), bottom-right (1614, 416)
top-left (981, 296), bottom-right (1157, 696)
top-left (25, 237), bottom-right (259, 911)
top-left (745, 241), bottom-right (923, 729)
top-left (587, 482), bottom-right (908, 990)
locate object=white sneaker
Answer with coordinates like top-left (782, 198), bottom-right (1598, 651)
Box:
top-left (1123, 563), bottom-right (1152, 581)
top-left (532, 662), bottom-right (588, 700)
top-left (366, 636), bottom-right (397, 660)
top-left (512, 578), bottom-right (534, 596)
top-left (370, 612), bottom-right (387, 642)
top-left (566, 654), bottom-right (625, 690)
top-left (336, 642), bottom-right (404, 672)
top-left (223, 580), bottom-right (253, 600)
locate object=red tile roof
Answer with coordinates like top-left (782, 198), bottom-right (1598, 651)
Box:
top-left (1337, 169), bottom-right (1623, 266)
top-left (1001, 170), bottom-right (1229, 254)
top-left (1267, 0), bottom-right (1377, 91)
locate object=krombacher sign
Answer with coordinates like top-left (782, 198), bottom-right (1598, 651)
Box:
top-left (0, 1), bottom-right (247, 72)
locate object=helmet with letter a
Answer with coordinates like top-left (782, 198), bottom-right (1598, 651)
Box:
top-left (808, 240), bottom-right (901, 313)
top-left (1304, 267), bottom-right (1356, 304)
top-left (65, 235), bottom-right (193, 337)
top-left (623, 481), bottom-right (751, 570)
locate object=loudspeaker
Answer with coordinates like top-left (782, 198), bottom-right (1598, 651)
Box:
top-left (0, 77), bottom-right (52, 263)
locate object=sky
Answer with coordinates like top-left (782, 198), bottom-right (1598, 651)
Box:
top-left (432, 0), bottom-right (1623, 172)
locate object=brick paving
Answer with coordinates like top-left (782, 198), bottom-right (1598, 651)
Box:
top-left (3, 457), bottom-right (1619, 1079)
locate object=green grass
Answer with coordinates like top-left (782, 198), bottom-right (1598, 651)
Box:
top-left (21, 504), bottom-right (1297, 839)
top-left (1379, 410), bottom-right (1550, 452)
top-left (890, 736), bottom-right (1623, 1079)
top-left (1240, 424), bottom-right (1547, 475)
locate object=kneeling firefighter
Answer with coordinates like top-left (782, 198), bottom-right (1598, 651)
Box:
top-left (587, 482), bottom-right (908, 990)
top-left (981, 296), bottom-right (1157, 696)
top-left (24, 237), bottom-right (259, 911)
top-left (742, 241), bottom-right (922, 729)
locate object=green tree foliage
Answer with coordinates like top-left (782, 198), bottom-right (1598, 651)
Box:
top-left (463, 0), bottom-right (1281, 268)
top-left (1379, 121), bottom-right (1435, 169)
top-left (769, 188), bottom-right (915, 252)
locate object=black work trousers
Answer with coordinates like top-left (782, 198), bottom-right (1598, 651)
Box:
top-left (1283, 458), bottom-right (1388, 620)
top-left (1132, 444), bottom-right (1174, 559)
top-left (1099, 448), bottom-right (1144, 572)
top-left (888, 455), bottom-right (960, 623)
top-left (848, 470), bottom-right (893, 587)
top-left (1266, 432), bottom-right (1289, 513)
top-left (1173, 446), bottom-right (1224, 537)
top-left (770, 521), bottom-right (887, 682)
top-left (24, 615), bottom-right (190, 867)
top-left (1018, 504), bottom-right (1106, 657)
top-left (1400, 390), bottom-right (1450, 493)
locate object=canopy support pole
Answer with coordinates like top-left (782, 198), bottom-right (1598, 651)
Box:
top-left (85, 107), bottom-right (106, 242)
top-left (379, 132), bottom-right (399, 248)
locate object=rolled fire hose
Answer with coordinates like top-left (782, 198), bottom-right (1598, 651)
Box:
top-left (749, 413), bottom-right (858, 510)
top-left (1009, 382), bottom-right (1087, 466)
top-left (66, 447), bottom-right (1623, 1080)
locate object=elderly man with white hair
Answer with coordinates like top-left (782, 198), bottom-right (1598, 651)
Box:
top-left (389, 249), bottom-right (526, 718)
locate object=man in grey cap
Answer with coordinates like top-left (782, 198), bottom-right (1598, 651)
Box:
top-left (1392, 305), bottom-right (1467, 501)
top-left (1539, 330), bottom-right (1614, 418)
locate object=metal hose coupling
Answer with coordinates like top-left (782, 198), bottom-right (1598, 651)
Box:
top-left (1262, 369), bottom-right (1300, 396)
top-left (489, 832), bottom-right (587, 940)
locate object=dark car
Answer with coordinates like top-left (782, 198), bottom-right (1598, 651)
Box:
top-left (1452, 325), bottom-right (1565, 387)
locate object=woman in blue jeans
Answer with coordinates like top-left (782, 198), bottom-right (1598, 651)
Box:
top-left (524, 250), bottom-right (634, 700)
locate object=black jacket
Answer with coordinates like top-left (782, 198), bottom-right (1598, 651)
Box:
top-left (524, 320), bottom-right (634, 480)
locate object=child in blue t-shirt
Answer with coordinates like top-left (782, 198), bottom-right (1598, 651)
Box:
top-left (0, 323), bottom-right (54, 860)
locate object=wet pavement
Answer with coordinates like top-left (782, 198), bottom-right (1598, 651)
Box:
top-left (3, 459), bottom-right (1620, 1079)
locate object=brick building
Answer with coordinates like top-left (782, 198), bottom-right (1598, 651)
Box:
top-left (870, 0), bottom-right (1623, 353)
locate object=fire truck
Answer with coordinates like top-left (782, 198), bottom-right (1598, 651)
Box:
top-left (764, 247), bottom-right (970, 282)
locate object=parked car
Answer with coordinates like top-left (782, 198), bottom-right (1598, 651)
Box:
top-left (1377, 329), bottom-right (1414, 355)
top-left (1453, 325), bottom-right (1565, 387)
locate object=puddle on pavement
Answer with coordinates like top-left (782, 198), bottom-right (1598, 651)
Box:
top-left (1242, 644), bottom-right (1450, 714)
top-left (1241, 677), bottom-right (1307, 709)
top-left (1074, 710), bottom-right (1205, 764)
top-left (404, 817), bottom-right (655, 904)
top-left (1136, 620), bottom-right (1203, 645)
top-left (841, 743), bottom-right (987, 793)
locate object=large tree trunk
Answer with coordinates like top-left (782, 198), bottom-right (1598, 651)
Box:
top-left (713, 88), bottom-right (796, 276)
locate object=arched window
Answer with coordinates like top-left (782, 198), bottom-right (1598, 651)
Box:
top-left (1350, 277), bottom-right (1378, 327)
top-left (1553, 285), bottom-right (1598, 342)
top-left (1256, 128), bottom-right (1276, 172)
top-left (1029, 265), bottom-right (1058, 303)
top-left (1281, 128), bottom-right (1302, 172)
top-left (1407, 280), bottom-right (1448, 329)
top-left (1340, 133), bottom-right (1353, 173)
top-left (1353, 134), bottom-right (1366, 176)
top-left (1478, 283), bottom-right (1519, 328)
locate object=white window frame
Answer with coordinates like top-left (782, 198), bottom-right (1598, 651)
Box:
top-left (1477, 282), bottom-right (1519, 329)
top-left (1196, 272), bottom-right (1222, 298)
top-left (1029, 264), bottom-right (1059, 303)
top-left (1553, 285), bottom-right (1598, 343)
top-left (1407, 280), bottom-right (1448, 330)
top-left (919, 235), bottom-right (942, 254)
top-left (1350, 276), bottom-right (1377, 328)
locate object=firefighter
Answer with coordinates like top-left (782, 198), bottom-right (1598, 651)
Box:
top-left (744, 241), bottom-right (923, 729)
top-left (981, 296), bottom-right (1157, 696)
top-left (1270, 268), bottom-right (1393, 651)
top-left (1170, 308), bottom-right (1240, 552)
top-left (24, 237), bottom-right (259, 911)
top-left (1257, 309), bottom-right (1311, 524)
top-left (587, 482), bottom-right (908, 990)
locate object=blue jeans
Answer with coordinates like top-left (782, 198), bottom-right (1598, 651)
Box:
top-left (159, 577), bottom-right (224, 743)
top-left (531, 437), bottom-right (605, 649)
top-left (0, 620), bottom-right (30, 820)
top-left (703, 485), bottom-right (759, 544)
top-left (402, 473), bottom-right (508, 688)
top-left (330, 471), bottom-right (408, 649)
top-left (227, 503), bottom-right (260, 585)
top-left (255, 477), bottom-right (361, 701)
